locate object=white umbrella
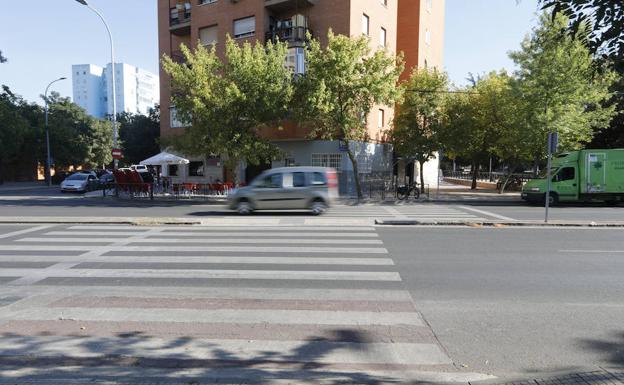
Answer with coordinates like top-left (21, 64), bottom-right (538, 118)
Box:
top-left (140, 152), bottom-right (189, 166)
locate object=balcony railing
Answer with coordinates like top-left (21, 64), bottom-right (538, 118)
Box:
top-left (265, 26), bottom-right (311, 45)
top-left (170, 6), bottom-right (191, 35)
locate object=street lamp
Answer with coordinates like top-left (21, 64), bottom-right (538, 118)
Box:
top-left (44, 77), bottom-right (67, 186)
top-left (74, 0), bottom-right (118, 169)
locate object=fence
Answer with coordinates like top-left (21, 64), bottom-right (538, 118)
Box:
top-left (445, 170), bottom-right (536, 183)
top-left (361, 173), bottom-right (430, 200)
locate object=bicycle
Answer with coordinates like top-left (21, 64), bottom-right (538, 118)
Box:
top-left (396, 182), bottom-right (421, 200)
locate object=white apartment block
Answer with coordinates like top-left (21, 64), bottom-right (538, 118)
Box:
top-left (72, 63), bottom-right (159, 119)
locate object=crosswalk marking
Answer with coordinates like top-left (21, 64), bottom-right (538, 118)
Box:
top-left (0, 223), bottom-right (487, 383)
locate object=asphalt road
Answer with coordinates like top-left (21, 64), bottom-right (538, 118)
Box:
top-left (380, 226), bottom-right (624, 376)
top-left (0, 188), bottom-right (623, 223)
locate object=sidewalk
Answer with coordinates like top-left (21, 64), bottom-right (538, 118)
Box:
top-left (0, 182), bottom-right (52, 192)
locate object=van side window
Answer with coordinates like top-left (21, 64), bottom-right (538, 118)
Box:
top-left (312, 172), bottom-right (327, 185)
top-left (293, 172), bottom-right (306, 187)
top-left (557, 167), bottom-right (575, 181)
top-left (258, 174), bottom-right (282, 188)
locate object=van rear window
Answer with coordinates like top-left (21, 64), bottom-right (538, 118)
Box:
top-left (312, 172), bottom-right (327, 185)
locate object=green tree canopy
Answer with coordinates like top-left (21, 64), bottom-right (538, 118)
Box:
top-left (294, 31), bottom-right (403, 199)
top-left (162, 36), bottom-right (294, 183)
top-left (509, 13), bottom-right (617, 162)
top-left (392, 68), bottom-right (448, 192)
top-left (119, 107), bottom-right (160, 166)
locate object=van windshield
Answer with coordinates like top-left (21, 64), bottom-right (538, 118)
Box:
top-left (537, 167), bottom-right (559, 178)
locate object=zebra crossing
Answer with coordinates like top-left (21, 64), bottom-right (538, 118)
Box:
top-left (323, 203), bottom-right (493, 221)
top-left (0, 224), bottom-right (492, 384)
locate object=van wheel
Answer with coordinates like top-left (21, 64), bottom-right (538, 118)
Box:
top-left (237, 200), bottom-right (253, 215)
top-left (310, 200), bottom-right (327, 216)
top-left (547, 192), bottom-right (559, 206)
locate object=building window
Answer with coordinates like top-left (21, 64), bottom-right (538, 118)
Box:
top-left (170, 106), bottom-right (188, 128)
top-left (312, 153), bottom-right (342, 171)
top-left (362, 14), bottom-right (370, 36)
top-left (199, 0), bottom-right (217, 4)
top-left (425, 29), bottom-right (431, 46)
top-left (199, 25), bottom-right (218, 46)
top-left (426, 0), bottom-right (432, 12)
top-left (424, 59), bottom-right (428, 69)
top-left (188, 161), bottom-right (204, 176)
top-left (234, 16), bottom-right (255, 39)
top-left (380, 27), bottom-right (386, 47)
top-left (381, 0), bottom-right (387, 6)
top-left (286, 47), bottom-right (305, 74)
top-left (378, 109), bottom-right (384, 128)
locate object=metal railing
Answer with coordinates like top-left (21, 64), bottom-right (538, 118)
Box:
top-left (170, 9), bottom-right (191, 26)
top-left (265, 26), bottom-right (311, 44)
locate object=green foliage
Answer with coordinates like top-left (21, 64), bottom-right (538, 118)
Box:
top-left (540, 0), bottom-right (624, 60)
top-left (0, 85), bottom-right (114, 181)
top-left (0, 50), bottom-right (6, 63)
top-left (509, 13), bottom-right (617, 157)
top-left (162, 36), bottom-right (293, 183)
top-left (119, 107), bottom-right (160, 166)
top-left (294, 31), bottom-right (403, 198)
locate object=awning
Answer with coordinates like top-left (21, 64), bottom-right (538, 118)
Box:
top-left (140, 151), bottom-right (190, 166)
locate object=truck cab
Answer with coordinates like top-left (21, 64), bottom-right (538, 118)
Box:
top-left (522, 152), bottom-right (579, 205)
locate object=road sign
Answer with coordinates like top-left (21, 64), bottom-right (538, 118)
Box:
top-left (548, 132), bottom-right (558, 154)
top-left (111, 148), bottom-right (123, 159)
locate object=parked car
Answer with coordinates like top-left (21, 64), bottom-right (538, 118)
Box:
top-left (60, 172), bottom-right (98, 193)
top-left (99, 171), bottom-right (115, 186)
top-left (131, 165), bottom-right (148, 173)
top-left (228, 167), bottom-right (338, 215)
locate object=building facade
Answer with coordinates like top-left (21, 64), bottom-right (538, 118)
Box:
top-left (72, 63), bottom-right (159, 119)
top-left (157, 0), bottom-right (445, 193)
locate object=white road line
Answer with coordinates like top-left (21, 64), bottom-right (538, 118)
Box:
top-left (44, 231), bottom-right (380, 238)
top-left (457, 206), bottom-right (516, 221)
top-left (0, 225), bottom-right (53, 239)
top-left (18, 237), bottom-right (384, 245)
top-left (559, 249), bottom-right (624, 253)
top-left (0, 268), bottom-right (401, 281)
top-left (10, 307), bottom-right (424, 327)
top-left (67, 225), bottom-right (376, 231)
top-left (0, 245), bottom-right (389, 253)
top-left (0, 255), bottom-right (395, 265)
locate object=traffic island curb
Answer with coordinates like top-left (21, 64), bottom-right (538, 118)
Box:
top-left (375, 219), bottom-right (624, 228)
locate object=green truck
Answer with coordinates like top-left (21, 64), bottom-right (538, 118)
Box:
top-left (522, 149), bottom-right (624, 205)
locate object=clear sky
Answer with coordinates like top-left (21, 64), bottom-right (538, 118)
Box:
top-left (0, 0), bottom-right (541, 104)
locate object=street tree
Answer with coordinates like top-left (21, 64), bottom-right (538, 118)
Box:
top-left (392, 68), bottom-right (448, 193)
top-left (0, 50), bottom-right (6, 63)
top-left (162, 37), bottom-right (293, 184)
top-left (293, 31), bottom-right (403, 200)
top-left (509, 13), bottom-right (617, 171)
top-left (119, 107), bottom-right (160, 166)
top-left (0, 86), bottom-right (31, 182)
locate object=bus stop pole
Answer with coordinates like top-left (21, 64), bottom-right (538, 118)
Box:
top-left (545, 133), bottom-right (553, 223)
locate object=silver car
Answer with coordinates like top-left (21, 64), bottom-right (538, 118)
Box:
top-left (60, 172), bottom-right (98, 193)
top-left (228, 167), bottom-right (339, 215)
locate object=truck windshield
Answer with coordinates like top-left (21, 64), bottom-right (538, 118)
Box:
top-left (537, 167), bottom-right (559, 178)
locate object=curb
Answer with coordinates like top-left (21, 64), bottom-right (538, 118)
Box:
top-left (375, 219), bottom-right (624, 228)
top-left (0, 217), bottom-right (202, 226)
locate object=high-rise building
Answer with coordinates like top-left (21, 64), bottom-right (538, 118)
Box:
top-left (72, 63), bottom-right (159, 119)
top-left (157, 0), bottom-right (445, 191)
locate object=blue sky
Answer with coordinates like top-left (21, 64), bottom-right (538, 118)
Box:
top-left (0, 0), bottom-right (541, 104)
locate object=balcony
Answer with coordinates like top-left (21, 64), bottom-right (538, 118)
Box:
top-left (265, 26), bottom-right (311, 46)
top-left (265, 0), bottom-right (318, 12)
top-left (169, 5), bottom-right (191, 36)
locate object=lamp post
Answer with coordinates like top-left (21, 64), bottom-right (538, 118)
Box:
top-left (75, 0), bottom-right (118, 169)
top-left (44, 77), bottom-right (66, 186)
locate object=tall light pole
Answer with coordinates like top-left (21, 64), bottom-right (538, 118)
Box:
top-left (75, 0), bottom-right (118, 169)
top-left (44, 77), bottom-right (66, 186)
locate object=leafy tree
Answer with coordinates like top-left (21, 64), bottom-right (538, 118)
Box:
top-left (509, 13), bottom-right (617, 170)
top-left (540, 0), bottom-right (624, 60)
top-left (294, 31), bottom-right (403, 199)
top-left (162, 37), bottom-right (293, 184)
top-left (392, 68), bottom-right (448, 193)
top-left (86, 119), bottom-right (113, 169)
top-left (0, 50), bottom-right (6, 63)
top-left (118, 107), bottom-right (160, 166)
top-left (0, 86), bottom-right (31, 182)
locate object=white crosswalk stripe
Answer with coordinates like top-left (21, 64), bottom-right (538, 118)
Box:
top-left (0, 224), bottom-right (490, 384)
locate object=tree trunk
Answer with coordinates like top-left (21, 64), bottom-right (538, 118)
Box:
top-left (471, 161), bottom-right (479, 190)
top-left (419, 159), bottom-right (426, 194)
top-left (533, 156), bottom-right (540, 177)
top-left (499, 164), bottom-right (518, 194)
top-left (344, 141), bottom-right (363, 201)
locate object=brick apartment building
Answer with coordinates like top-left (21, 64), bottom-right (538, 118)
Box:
top-left (157, 0), bottom-right (445, 193)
